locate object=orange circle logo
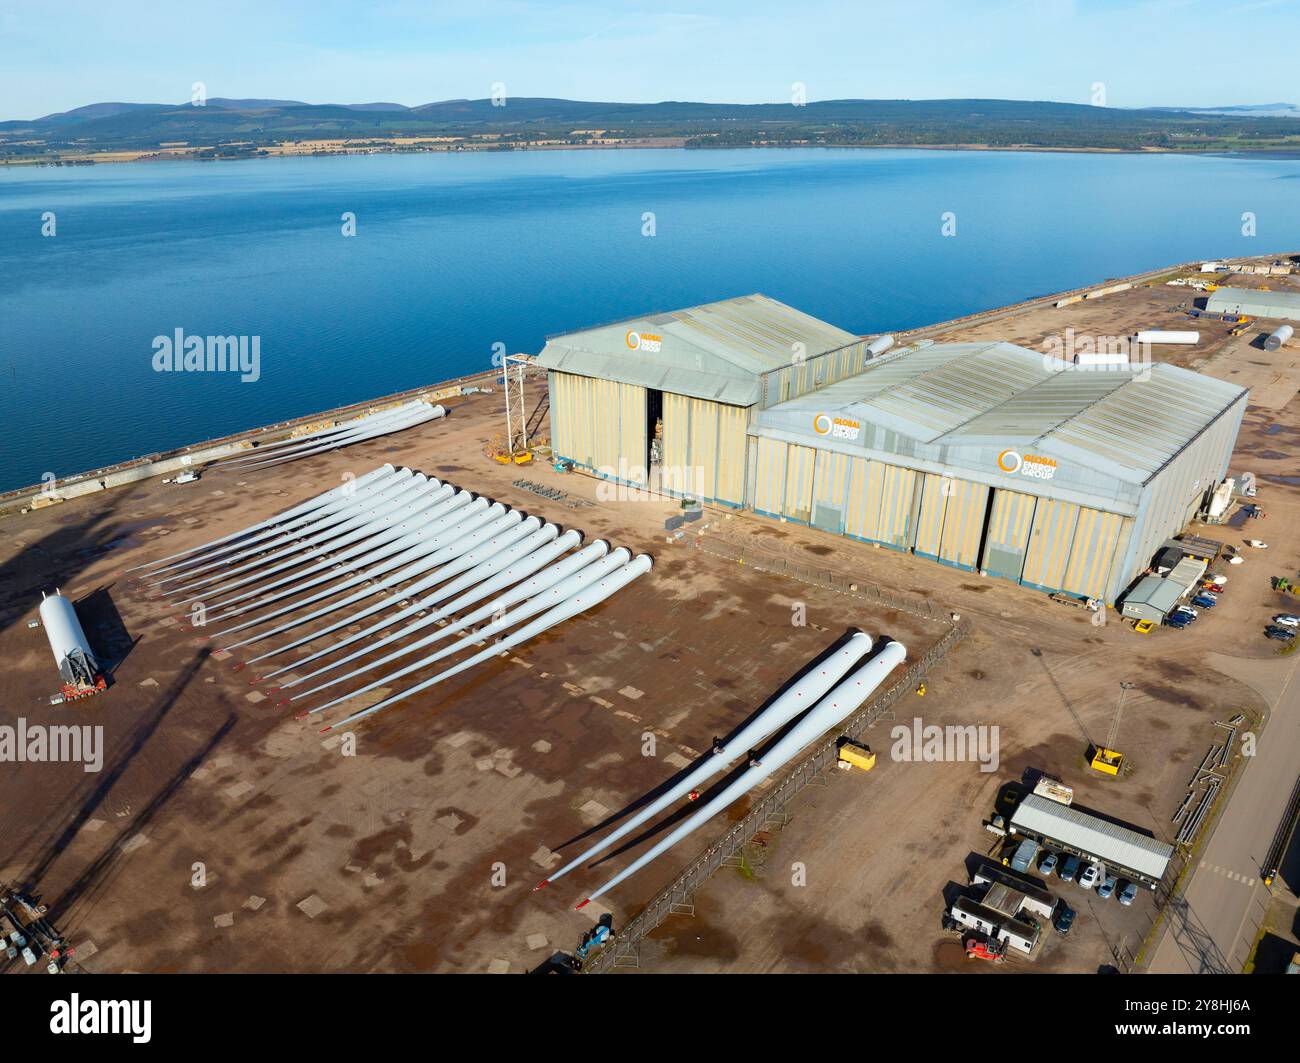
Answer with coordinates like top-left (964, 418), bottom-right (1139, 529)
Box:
top-left (625, 330), bottom-right (640, 350)
top-left (813, 413), bottom-right (832, 436)
top-left (997, 449), bottom-right (1023, 474)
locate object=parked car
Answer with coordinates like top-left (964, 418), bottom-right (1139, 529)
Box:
top-left (1060, 854), bottom-right (1081, 883)
top-left (1274, 614), bottom-right (1300, 628)
top-left (1118, 881), bottom-right (1139, 906)
top-left (1038, 851), bottom-right (1058, 876)
top-left (1174, 605), bottom-right (1199, 618)
top-left (1191, 595), bottom-right (1217, 609)
top-left (1078, 862), bottom-right (1103, 890)
top-left (1166, 614), bottom-right (1192, 629)
top-left (1265, 626), bottom-right (1296, 642)
top-left (1098, 874), bottom-right (1117, 900)
top-left (1053, 902), bottom-right (1076, 934)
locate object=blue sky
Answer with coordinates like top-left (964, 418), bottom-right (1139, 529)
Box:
top-left (2, 0), bottom-right (1297, 120)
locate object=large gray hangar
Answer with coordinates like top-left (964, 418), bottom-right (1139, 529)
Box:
top-left (539, 297), bottom-right (1247, 604)
top-left (537, 295), bottom-right (868, 506)
top-left (1205, 286), bottom-right (1300, 322)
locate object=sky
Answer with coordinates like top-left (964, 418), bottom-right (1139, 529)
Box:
top-left (2, 0), bottom-right (1298, 120)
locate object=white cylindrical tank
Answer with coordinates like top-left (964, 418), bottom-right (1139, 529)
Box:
top-left (1264, 324), bottom-right (1293, 352)
top-left (1135, 330), bottom-right (1200, 345)
top-left (867, 335), bottom-right (895, 357)
top-left (39, 591), bottom-right (99, 686)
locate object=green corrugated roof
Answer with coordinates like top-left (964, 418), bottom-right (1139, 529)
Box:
top-left (536, 294), bottom-right (859, 406)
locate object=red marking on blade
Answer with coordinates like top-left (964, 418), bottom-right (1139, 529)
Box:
top-left (532, 880), bottom-right (549, 892)
top-left (294, 710), bottom-right (309, 720)
top-left (231, 662), bottom-right (245, 672)
top-left (574, 898), bottom-right (590, 910)
top-left (318, 725), bottom-right (332, 733)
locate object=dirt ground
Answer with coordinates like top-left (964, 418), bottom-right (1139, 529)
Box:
top-left (2, 258), bottom-right (1297, 975)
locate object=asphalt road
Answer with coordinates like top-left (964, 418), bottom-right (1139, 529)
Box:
top-left (1149, 652), bottom-right (1300, 974)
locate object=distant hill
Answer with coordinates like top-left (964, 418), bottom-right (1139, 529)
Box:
top-left (6, 96), bottom-right (1300, 161)
top-left (1152, 103), bottom-right (1300, 118)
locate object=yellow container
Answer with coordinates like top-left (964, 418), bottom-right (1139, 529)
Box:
top-left (1090, 746), bottom-right (1124, 775)
top-left (837, 739), bottom-right (877, 772)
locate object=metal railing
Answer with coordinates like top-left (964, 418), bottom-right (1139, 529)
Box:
top-left (584, 618), bottom-right (971, 973)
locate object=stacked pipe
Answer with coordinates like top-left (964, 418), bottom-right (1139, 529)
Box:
top-left (132, 463), bottom-right (649, 730)
top-left (215, 401), bottom-right (444, 471)
top-left (532, 634), bottom-right (906, 907)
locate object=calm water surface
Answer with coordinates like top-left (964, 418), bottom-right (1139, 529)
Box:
top-left (1, 147), bottom-right (1298, 491)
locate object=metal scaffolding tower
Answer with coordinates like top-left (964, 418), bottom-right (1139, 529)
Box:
top-left (503, 354), bottom-right (531, 457)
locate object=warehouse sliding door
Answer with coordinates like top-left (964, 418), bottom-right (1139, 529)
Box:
top-left (661, 393), bottom-right (748, 506)
top-left (843, 458), bottom-right (918, 549)
top-left (981, 489), bottom-right (1037, 583)
top-left (550, 372), bottom-right (647, 486)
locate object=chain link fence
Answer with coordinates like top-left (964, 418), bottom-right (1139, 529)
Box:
top-left (584, 618), bottom-right (971, 973)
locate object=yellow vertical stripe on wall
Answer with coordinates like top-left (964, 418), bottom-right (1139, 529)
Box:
top-left (981, 489), bottom-right (1036, 580)
top-left (1061, 507), bottom-right (1125, 600)
top-left (1022, 499), bottom-right (1080, 590)
top-left (939, 479), bottom-right (990, 569)
top-left (783, 444), bottom-right (816, 520)
top-left (844, 456), bottom-right (872, 538)
top-left (690, 398), bottom-right (718, 500)
top-left (914, 473), bottom-right (948, 558)
top-left (813, 451), bottom-right (849, 511)
top-left (754, 436), bottom-right (787, 514)
top-left (878, 464), bottom-right (918, 546)
top-left (715, 403), bottom-right (748, 505)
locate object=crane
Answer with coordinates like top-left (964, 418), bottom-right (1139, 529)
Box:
top-left (1091, 681), bottom-right (1135, 776)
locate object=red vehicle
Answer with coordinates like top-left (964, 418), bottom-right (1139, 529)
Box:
top-left (964, 937), bottom-right (1005, 962)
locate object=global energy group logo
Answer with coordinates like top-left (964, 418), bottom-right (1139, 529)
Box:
top-left (625, 329), bottom-right (661, 353)
top-left (997, 449), bottom-right (1057, 481)
top-left (813, 413), bottom-right (861, 440)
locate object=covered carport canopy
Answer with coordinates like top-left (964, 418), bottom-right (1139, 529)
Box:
top-left (1009, 794), bottom-right (1173, 887)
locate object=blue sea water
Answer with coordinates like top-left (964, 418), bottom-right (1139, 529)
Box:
top-left (1, 146), bottom-right (1298, 492)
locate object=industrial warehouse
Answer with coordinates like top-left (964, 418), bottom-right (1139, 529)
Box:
top-left (1205, 286), bottom-right (1300, 322)
top-left (540, 295), bottom-right (1248, 604)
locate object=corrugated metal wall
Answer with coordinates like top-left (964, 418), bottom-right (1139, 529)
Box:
top-left (911, 473), bottom-right (988, 569)
top-left (1061, 508), bottom-right (1131, 601)
top-left (1116, 394), bottom-right (1246, 601)
top-left (661, 393), bottom-right (748, 506)
top-left (758, 340), bottom-right (872, 407)
top-left (811, 450), bottom-right (850, 533)
top-left (913, 473), bottom-right (948, 560)
top-left (751, 435), bottom-right (788, 515)
top-left (783, 445), bottom-right (816, 521)
top-left (837, 458), bottom-right (917, 547)
top-left (939, 479), bottom-right (990, 570)
top-left (1021, 498), bottom-right (1081, 592)
top-left (549, 371), bottom-right (648, 485)
top-left (981, 489), bottom-right (1037, 582)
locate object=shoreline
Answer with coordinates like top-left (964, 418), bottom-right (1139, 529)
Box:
top-left (6, 138), bottom-right (1299, 169)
